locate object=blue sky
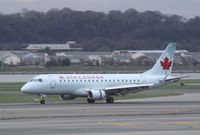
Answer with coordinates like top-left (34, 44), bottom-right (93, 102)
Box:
top-left (0, 0), bottom-right (199, 18)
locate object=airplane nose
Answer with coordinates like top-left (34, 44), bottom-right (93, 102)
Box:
top-left (21, 83), bottom-right (32, 93)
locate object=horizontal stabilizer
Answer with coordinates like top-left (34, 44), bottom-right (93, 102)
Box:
top-left (160, 76), bottom-right (189, 84)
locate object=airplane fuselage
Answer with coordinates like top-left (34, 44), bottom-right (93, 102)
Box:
top-left (22, 74), bottom-right (161, 96)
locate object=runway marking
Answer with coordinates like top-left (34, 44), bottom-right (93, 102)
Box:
top-left (97, 121), bottom-right (133, 127)
top-left (1, 110), bottom-right (200, 121)
top-left (111, 123), bottom-right (131, 127)
top-left (166, 121), bottom-right (200, 126)
top-left (1, 105), bottom-right (199, 111)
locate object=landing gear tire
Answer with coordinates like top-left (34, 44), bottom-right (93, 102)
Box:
top-left (39, 94), bottom-right (46, 104)
top-left (40, 100), bottom-right (45, 104)
top-left (87, 98), bottom-right (95, 104)
top-left (106, 97), bottom-right (114, 103)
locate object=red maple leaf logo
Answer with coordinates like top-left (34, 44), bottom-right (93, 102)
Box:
top-left (160, 57), bottom-right (172, 70)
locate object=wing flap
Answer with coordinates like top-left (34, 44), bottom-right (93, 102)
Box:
top-left (103, 84), bottom-right (154, 95)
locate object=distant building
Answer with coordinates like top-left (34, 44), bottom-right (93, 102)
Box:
top-left (56, 51), bottom-right (111, 57)
top-left (56, 51), bottom-right (111, 66)
top-left (21, 53), bottom-right (50, 66)
top-left (26, 41), bottom-right (82, 52)
top-left (130, 52), bottom-right (154, 66)
top-left (112, 55), bottom-right (132, 65)
top-left (70, 57), bottom-right (82, 66)
top-left (0, 51), bottom-right (21, 66)
top-left (112, 50), bottom-right (188, 55)
top-left (87, 55), bottom-right (102, 66)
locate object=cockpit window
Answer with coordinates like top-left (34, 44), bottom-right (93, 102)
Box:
top-left (29, 78), bottom-right (43, 82)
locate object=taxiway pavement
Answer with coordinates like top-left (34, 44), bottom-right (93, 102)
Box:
top-left (0, 94), bottom-right (200, 135)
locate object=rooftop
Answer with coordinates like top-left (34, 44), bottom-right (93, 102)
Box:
top-left (26, 41), bottom-right (82, 51)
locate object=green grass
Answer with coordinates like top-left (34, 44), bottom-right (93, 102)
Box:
top-left (155, 79), bottom-right (200, 91)
top-left (0, 82), bottom-right (25, 91)
top-left (0, 79), bottom-right (199, 103)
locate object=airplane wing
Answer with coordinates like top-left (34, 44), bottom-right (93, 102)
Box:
top-left (160, 76), bottom-right (189, 84)
top-left (102, 76), bottom-right (188, 96)
top-left (103, 84), bottom-right (154, 95)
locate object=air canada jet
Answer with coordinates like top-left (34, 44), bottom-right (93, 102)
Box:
top-left (21, 43), bottom-right (185, 104)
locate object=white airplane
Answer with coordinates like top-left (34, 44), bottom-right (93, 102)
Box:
top-left (21, 43), bottom-right (185, 104)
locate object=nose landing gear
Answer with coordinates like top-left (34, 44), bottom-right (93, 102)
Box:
top-left (40, 94), bottom-right (46, 104)
top-left (40, 100), bottom-right (45, 104)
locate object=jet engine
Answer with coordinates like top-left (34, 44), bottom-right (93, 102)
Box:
top-left (60, 95), bottom-right (76, 100)
top-left (88, 90), bottom-right (106, 100)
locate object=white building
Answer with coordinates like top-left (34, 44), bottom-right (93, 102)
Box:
top-left (0, 51), bottom-right (21, 66)
top-left (21, 53), bottom-right (50, 66)
top-left (26, 41), bottom-right (82, 52)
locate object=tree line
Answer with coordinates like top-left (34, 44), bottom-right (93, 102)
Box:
top-left (0, 8), bottom-right (200, 52)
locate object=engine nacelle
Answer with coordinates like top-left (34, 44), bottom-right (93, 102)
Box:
top-left (60, 95), bottom-right (76, 100)
top-left (88, 90), bottom-right (106, 100)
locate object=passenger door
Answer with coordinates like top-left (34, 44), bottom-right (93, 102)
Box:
top-left (49, 75), bottom-right (56, 88)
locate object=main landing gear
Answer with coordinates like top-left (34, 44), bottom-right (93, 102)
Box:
top-left (40, 94), bottom-right (46, 104)
top-left (40, 100), bottom-right (45, 104)
top-left (87, 97), bottom-right (114, 104)
top-left (87, 98), bottom-right (95, 103)
top-left (106, 97), bottom-right (114, 103)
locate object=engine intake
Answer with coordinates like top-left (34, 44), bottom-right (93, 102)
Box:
top-left (88, 90), bottom-right (106, 100)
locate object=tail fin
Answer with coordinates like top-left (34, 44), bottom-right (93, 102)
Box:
top-left (143, 43), bottom-right (176, 76)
